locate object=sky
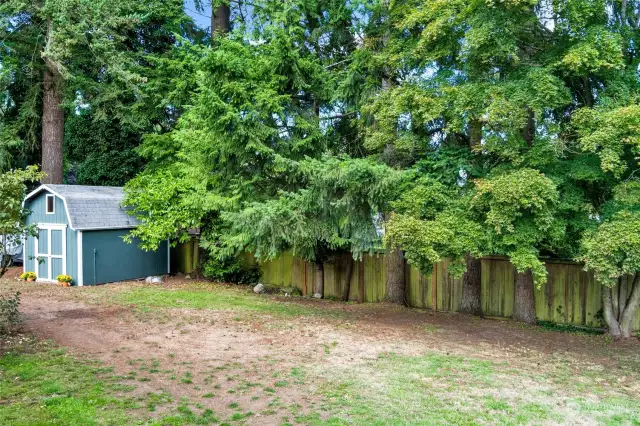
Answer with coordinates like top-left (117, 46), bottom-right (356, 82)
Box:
top-left (184, 0), bottom-right (212, 30)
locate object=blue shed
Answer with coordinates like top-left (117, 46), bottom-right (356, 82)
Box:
top-left (23, 184), bottom-right (169, 286)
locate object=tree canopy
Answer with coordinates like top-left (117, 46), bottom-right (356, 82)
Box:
top-left (4, 0), bottom-right (640, 336)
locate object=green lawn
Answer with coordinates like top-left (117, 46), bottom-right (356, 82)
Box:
top-left (110, 284), bottom-right (337, 318)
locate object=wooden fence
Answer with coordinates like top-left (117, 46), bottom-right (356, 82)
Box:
top-left (253, 251), bottom-right (640, 330)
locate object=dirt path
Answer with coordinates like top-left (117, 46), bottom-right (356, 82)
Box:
top-left (6, 277), bottom-right (640, 424)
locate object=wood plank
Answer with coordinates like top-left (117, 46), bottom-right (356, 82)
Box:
top-left (302, 261), bottom-right (307, 296)
top-left (358, 259), bottom-right (364, 304)
top-left (432, 263), bottom-right (437, 315)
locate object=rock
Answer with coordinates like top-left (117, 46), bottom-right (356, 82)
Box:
top-left (146, 276), bottom-right (164, 284)
top-left (313, 293), bottom-right (322, 299)
top-left (184, 274), bottom-right (192, 280)
top-left (253, 283), bottom-right (265, 294)
top-left (279, 287), bottom-right (302, 296)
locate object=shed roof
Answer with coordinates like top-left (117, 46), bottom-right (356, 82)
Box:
top-left (25, 184), bottom-right (139, 230)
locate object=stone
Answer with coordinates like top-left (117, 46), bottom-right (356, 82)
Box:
top-left (253, 283), bottom-right (265, 294)
top-left (279, 287), bottom-right (302, 296)
top-left (146, 276), bottom-right (164, 284)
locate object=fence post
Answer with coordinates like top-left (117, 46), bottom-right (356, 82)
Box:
top-left (432, 263), bottom-right (437, 315)
top-left (358, 259), bottom-right (365, 304)
top-left (302, 261), bottom-right (307, 296)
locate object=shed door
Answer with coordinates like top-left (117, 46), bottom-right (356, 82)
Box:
top-left (35, 225), bottom-right (67, 282)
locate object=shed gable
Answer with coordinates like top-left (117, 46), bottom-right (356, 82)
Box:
top-left (25, 190), bottom-right (69, 226)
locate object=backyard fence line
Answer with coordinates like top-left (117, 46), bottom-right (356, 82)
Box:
top-left (251, 251), bottom-right (640, 331)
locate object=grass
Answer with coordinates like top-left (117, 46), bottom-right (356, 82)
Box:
top-left (297, 352), bottom-right (640, 425)
top-left (3, 336), bottom-right (637, 425)
top-left (0, 338), bottom-right (223, 425)
top-left (0, 338), bottom-right (134, 425)
top-left (537, 320), bottom-right (605, 335)
top-left (2, 278), bottom-right (640, 425)
top-left (105, 283), bottom-right (343, 319)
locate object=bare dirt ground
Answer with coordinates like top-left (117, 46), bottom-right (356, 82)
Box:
top-left (2, 268), bottom-right (640, 424)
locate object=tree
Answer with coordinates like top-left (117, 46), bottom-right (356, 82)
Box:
top-left (472, 169), bottom-right (562, 324)
top-left (220, 157), bottom-right (402, 297)
top-left (580, 209), bottom-right (640, 338)
top-left (124, 0), bottom-right (377, 297)
top-left (0, 166), bottom-right (44, 278)
top-left (363, 0), bottom-right (640, 325)
top-left (575, 106), bottom-right (640, 337)
top-left (64, 112), bottom-right (144, 186)
top-left (0, 0), bottom-right (190, 179)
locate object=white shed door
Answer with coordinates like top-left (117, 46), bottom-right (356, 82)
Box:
top-left (35, 225), bottom-right (67, 282)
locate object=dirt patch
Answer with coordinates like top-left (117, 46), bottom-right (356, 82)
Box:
top-left (4, 274), bottom-right (640, 424)
top-left (1, 267), bottom-right (23, 281)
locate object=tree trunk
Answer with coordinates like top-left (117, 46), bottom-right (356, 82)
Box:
top-left (468, 118), bottom-right (482, 150)
top-left (385, 247), bottom-right (405, 305)
top-left (619, 274), bottom-right (640, 338)
top-left (313, 261), bottom-right (324, 299)
top-left (618, 277), bottom-right (628, 320)
top-left (612, 279), bottom-right (620, 320)
top-left (520, 109), bottom-right (535, 147)
top-left (603, 286), bottom-right (622, 337)
top-left (41, 67), bottom-right (64, 184)
top-left (459, 254), bottom-right (482, 315)
top-left (341, 254), bottom-right (354, 302)
top-left (603, 274), bottom-right (639, 338)
top-left (212, 4), bottom-right (230, 36)
top-left (513, 270), bottom-right (536, 324)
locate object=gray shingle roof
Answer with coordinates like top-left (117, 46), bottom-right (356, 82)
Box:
top-left (39, 185), bottom-right (139, 230)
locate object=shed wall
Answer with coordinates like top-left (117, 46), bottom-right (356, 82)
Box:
top-left (25, 193), bottom-right (67, 226)
top-left (24, 192), bottom-right (78, 281)
top-left (82, 229), bottom-right (168, 285)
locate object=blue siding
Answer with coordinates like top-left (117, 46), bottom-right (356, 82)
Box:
top-left (51, 229), bottom-right (63, 255)
top-left (24, 190), bottom-right (77, 281)
top-left (66, 228), bottom-right (78, 282)
top-left (25, 192), bottom-right (68, 226)
top-left (38, 258), bottom-right (48, 278)
top-left (82, 230), bottom-right (168, 285)
top-left (52, 258), bottom-right (64, 278)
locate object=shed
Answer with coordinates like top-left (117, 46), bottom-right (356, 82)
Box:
top-left (23, 184), bottom-right (168, 285)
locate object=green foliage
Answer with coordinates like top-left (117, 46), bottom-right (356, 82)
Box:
top-left (472, 169), bottom-right (560, 285)
top-left (116, 0), bottom-right (640, 303)
top-left (574, 105), bottom-right (640, 177)
top-left (64, 113), bottom-right (144, 186)
top-left (201, 256), bottom-right (261, 285)
top-left (0, 0), bottom-right (200, 171)
top-left (386, 177), bottom-right (484, 276)
top-left (124, 2), bottom-right (394, 266)
top-left (0, 166), bottom-right (45, 278)
top-left (536, 321), bottom-right (604, 336)
top-left (579, 210), bottom-right (640, 287)
top-left (221, 157), bottom-right (402, 262)
top-left (0, 292), bottom-right (21, 335)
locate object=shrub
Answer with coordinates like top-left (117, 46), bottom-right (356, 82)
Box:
top-left (202, 256), bottom-right (261, 284)
top-left (0, 292), bottom-right (22, 334)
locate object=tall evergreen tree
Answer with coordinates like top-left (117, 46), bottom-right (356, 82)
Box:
top-left (124, 0), bottom-right (394, 297)
top-left (0, 0), bottom-right (193, 180)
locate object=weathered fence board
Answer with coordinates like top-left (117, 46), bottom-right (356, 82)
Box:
top-left (249, 251), bottom-right (640, 330)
